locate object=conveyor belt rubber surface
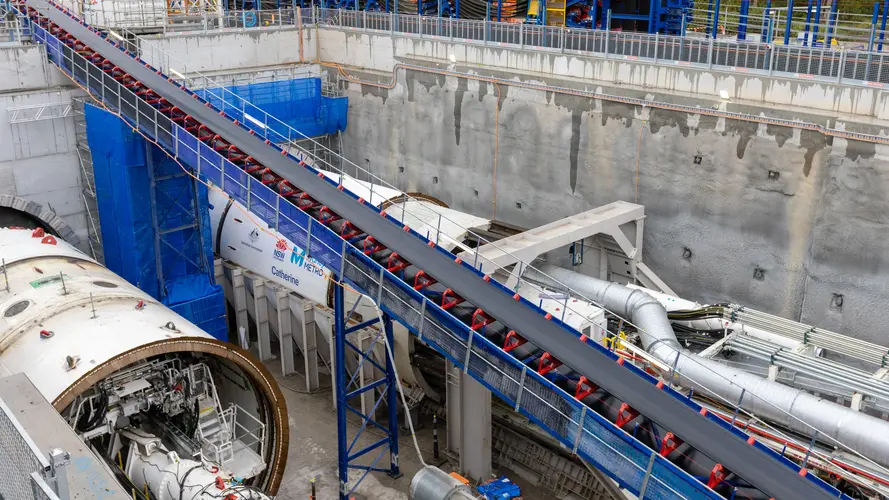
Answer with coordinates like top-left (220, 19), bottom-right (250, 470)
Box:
top-left (16, 2), bottom-right (850, 498)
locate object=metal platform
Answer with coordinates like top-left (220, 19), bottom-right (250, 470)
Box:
top-left (0, 373), bottom-right (131, 500)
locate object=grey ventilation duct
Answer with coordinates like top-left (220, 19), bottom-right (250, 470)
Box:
top-left (522, 264), bottom-right (889, 469)
top-left (409, 466), bottom-right (476, 500)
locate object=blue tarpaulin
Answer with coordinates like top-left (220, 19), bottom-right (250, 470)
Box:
top-left (198, 77), bottom-right (348, 140)
top-left (85, 103), bottom-right (227, 341)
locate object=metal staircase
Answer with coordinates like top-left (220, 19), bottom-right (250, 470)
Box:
top-left (197, 395), bottom-right (235, 464)
top-left (11, 2), bottom-right (856, 499)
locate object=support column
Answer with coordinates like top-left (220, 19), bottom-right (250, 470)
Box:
top-left (293, 294), bottom-right (319, 389)
top-left (445, 360), bottom-right (462, 455)
top-left (458, 369), bottom-right (492, 481)
top-left (250, 276), bottom-right (272, 361)
top-left (784, 0), bottom-right (794, 46)
top-left (334, 276), bottom-right (401, 500)
top-left (383, 315), bottom-right (401, 477)
top-left (358, 330), bottom-right (376, 419)
top-left (802, 0), bottom-right (813, 46)
top-left (276, 289), bottom-right (296, 376)
top-left (711, 0), bottom-right (721, 39)
top-left (224, 264), bottom-right (249, 347)
top-left (738, 0), bottom-right (749, 40)
top-left (826, 0), bottom-right (838, 46)
top-left (334, 279), bottom-right (349, 500)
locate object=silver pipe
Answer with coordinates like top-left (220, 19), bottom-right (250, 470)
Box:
top-left (523, 264), bottom-right (889, 469)
top-left (729, 339), bottom-right (889, 403)
top-left (409, 466), bottom-right (475, 500)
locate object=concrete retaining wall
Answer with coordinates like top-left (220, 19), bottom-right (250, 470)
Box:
top-left (144, 25), bottom-right (889, 343)
top-left (1, 44), bottom-right (68, 93)
top-left (0, 87), bottom-right (89, 249)
top-left (141, 27), bottom-right (317, 74)
top-left (327, 34), bottom-right (889, 345)
top-left (318, 28), bottom-right (889, 121)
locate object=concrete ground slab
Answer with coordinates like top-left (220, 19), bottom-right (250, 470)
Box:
top-left (269, 360), bottom-right (555, 499)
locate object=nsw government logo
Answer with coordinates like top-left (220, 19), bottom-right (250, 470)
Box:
top-left (273, 239), bottom-right (288, 262)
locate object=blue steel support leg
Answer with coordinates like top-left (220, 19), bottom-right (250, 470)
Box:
top-left (334, 279), bottom-right (349, 500)
top-left (711, 0), bottom-right (720, 39)
top-left (738, 0), bottom-right (749, 40)
top-left (880, 0), bottom-right (888, 51)
top-left (496, 0), bottom-right (501, 22)
top-left (762, 0), bottom-right (771, 40)
top-left (383, 315), bottom-right (401, 478)
top-left (869, 3), bottom-right (879, 53)
top-left (802, 0), bottom-right (812, 46)
top-left (706, 0), bottom-right (713, 38)
top-left (590, 0), bottom-right (597, 29)
top-left (826, 0), bottom-right (837, 47)
top-left (783, 0), bottom-right (793, 46)
top-left (647, 0), bottom-right (656, 33)
top-left (812, 0), bottom-right (821, 45)
top-left (601, 0), bottom-right (610, 29)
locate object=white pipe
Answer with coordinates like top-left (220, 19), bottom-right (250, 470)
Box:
top-left (524, 264), bottom-right (889, 469)
top-left (625, 284), bottom-right (802, 350)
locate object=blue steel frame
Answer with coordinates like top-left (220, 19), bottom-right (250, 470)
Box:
top-left (333, 282), bottom-right (401, 500)
top-left (21, 6), bottom-right (852, 498)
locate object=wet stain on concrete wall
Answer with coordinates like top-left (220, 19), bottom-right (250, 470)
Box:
top-left (359, 83), bottom-right (389, 104)
top-left (454, 78), bottom-right (467, 146)
top-left (496, 84), bottom-right (509, 111)
top-left (800, 130), bottom-right (831, 177)
top-left (844, 139), bottom-right (877, 162)
top-left (569, 109), bottom-right (582, 193)
top-left (648, 108), bottom-right (690, 137)
top-left (478, 81), bottom-right (488, 103)
top-left (723, 121), bottom-right (758, 159)
top-left (600, 101), bottom-right (635, 128)
top-left (341, 65), bottom-right (889, 343)
top-left (766, 124), bottom-right (793, 148)
top-left (404, 71), bottom-right (445, 103)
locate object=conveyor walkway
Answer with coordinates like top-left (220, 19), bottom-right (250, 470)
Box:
top-left (12, 2), bottom-right (851, 498)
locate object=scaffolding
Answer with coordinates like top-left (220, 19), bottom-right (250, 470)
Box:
top-left (72, 97), bottom-right (103, 263)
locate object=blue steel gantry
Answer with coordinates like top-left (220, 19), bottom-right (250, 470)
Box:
top-left (333, 285), bottom-right (402, 498)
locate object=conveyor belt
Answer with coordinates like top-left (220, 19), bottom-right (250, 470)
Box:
top-left (19, 2), bottom-right (847, 498)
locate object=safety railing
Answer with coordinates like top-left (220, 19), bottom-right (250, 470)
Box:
top-left (228, 404), bottom-right (267, 461)
top-left (98, 4), bottom-right (889, 87)
top-left (29, 14), bottom-right (730, 498)
top-left (102, 11), bottom-right (889, 486)
top-left (23, 3), bottom-right (875, 496)
top-left (217, 7), bottom-right (889, 88)
top-left (0, 397), bottom-right (67, 500)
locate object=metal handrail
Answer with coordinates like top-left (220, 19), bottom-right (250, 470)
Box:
top-left (91, 8), bottom-right (889, 477)
top-left (23, 11), bottom-right (724, 496)
top-left (20, 1), bottom-right (884, 491)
